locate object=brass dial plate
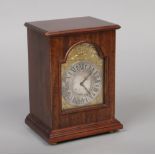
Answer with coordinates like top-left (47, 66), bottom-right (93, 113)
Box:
top-left (61, 43), bottom-right (104, 110)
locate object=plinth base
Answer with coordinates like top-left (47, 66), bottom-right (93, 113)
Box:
top-left (25, 114), bottom-right (123, 144)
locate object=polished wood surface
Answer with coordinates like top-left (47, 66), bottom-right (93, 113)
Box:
top-left (25, 16), bottom-right (120, 36)
top-left (27, 29), bottom-right (52, 128)
top-left (26, 113), bottom-right (122, 144)
top-left (50, 31), bottom-right (115, 129)
top-left (25, 17), bottom-right (123, 144)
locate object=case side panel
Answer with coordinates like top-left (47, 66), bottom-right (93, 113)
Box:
top-left (27, 29), bottom-right (52, 128)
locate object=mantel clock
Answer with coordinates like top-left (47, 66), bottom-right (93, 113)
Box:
top-left (25, 16), bottom-right (123, 144)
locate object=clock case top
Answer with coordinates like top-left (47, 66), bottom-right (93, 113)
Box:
top-left (25, 17), bottom-right (123, 144)
top-left (25, 16), bottom-right (120, 36)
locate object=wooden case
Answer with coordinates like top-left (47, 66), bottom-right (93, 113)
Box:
top-left (25, 16), bottom-right (123, 144)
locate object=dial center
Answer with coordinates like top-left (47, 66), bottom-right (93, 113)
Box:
top-left (72, 73), bottom-right (91, 94)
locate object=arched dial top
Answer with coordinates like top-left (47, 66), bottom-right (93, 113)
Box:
top-left (61, 42), bottom-right (104, 110)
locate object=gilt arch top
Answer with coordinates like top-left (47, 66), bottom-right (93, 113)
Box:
top-left (64, 42), bottom-right (104, 67)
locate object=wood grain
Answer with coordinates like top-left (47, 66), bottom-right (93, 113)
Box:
top-left (27, 29), bottom-right (52, 128)
top-left (25, 16), bottom-right (120, 36)
top-left (26, 114), bottom-right (123, 144)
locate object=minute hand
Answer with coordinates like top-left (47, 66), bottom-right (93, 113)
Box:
top-left (80, 71), bottom-right (92, 85)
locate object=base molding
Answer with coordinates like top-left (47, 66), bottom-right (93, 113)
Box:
top-left (25, 114), bottom-right (123, 144)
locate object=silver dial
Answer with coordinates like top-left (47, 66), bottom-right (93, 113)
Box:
top-left (62, 61), bottom-right (102, 106)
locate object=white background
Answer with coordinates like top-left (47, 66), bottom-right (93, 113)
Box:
top-left (0, 0), bottom-right (155, 153)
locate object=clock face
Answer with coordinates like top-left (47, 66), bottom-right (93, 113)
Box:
top-left (62, 61), bottom-right (102, 106)
top-left (61, 42), bottom-right (104, 110)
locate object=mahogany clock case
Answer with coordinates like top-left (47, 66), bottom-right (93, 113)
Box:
top-left (25, 17), bottom-right (123, 144)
